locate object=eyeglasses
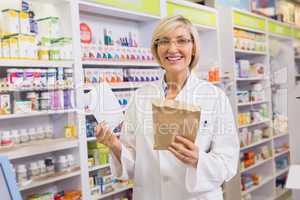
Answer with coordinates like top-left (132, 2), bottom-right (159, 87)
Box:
top-left (155, 38), bottom-right (193, 48)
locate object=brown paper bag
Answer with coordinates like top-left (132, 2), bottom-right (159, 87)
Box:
top-left (152, 99), bottom-right (201, 150)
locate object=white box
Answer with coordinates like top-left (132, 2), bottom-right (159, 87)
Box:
top-left (37, 17), bottom-right (60, 38)
top-left (19, 11), bottom-right (30, 35)
top-left (2, 38), bottom-right (10, 58)
top-left (2, 9), bottom-right (19, 36)
top-left (9, 36), bottom-right (19, 59)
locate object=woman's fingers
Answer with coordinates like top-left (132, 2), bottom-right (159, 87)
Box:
top-left (168, 146), bottom-right (191, 164)
top-left (175, 136), bottom-right (196, 150)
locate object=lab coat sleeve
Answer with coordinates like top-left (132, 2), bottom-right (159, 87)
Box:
top-left (110, 95), bottom-right (137, 180)
top-left (185, 90), bottom-right (240, 193)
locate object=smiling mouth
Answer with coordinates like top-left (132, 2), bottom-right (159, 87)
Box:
top-left (166, 55), bottom-right (183, 62)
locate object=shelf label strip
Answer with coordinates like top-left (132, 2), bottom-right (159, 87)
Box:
top-left (233, 11), bottom-right (265, 31)
top-left (166, 2), bottom-right (217, 28)
top-left (90, 0), bottom-right (161, 16)
top-left (268, 21), bottom-right (292, 37)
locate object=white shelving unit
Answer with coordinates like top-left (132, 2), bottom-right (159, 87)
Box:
top-left (77, 0), bottom-right (163, 199)
top-left (0, 0), bottom-right (84, 199)
top-left (0, 59), bottom-right (74, 68)
top-left (217, 6), bottom-right (295, 200)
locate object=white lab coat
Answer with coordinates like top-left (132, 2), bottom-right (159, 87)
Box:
top-left (110, 74), bottom-right (239, 200)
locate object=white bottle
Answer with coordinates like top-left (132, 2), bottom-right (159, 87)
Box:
top-left (38, 160), bottom-right (46, 176)
top-left (56, 155), bottom-right (68, 172)
top-left (45, 125), bottom-right (54, 139)
top-left (20, 129), bottom-right (29, 143)
top-left (1, 130), bottom-right (12, 146)
top-left (29, 128), bottom-right (38, 141)
top-left (11, 129), bottom-right (21, 144)
top-left (16, 164), bottom-right (28, 184)
top-left (36, 126), bottom-right (45, 140)
top-left (29, 162), bottom-right (40, 178)
top-left (66, 154), bottom-right (75, 170)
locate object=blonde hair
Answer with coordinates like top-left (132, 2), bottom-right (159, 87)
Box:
top-left (151, 15), bottom-right (200, 70)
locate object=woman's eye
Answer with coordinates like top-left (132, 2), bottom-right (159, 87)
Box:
top-left (177, 39), bottom-right (187, 45)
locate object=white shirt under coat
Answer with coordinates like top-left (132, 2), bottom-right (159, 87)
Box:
top-left (110, 73), bottom-right (240, 200)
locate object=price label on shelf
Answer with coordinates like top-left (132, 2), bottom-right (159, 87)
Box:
top-left (167, 2), bottom-right (217, 28)
top-left (233, 10), bottom-right (266, 32)
top-left (268, 20), bottom-right (292, 37)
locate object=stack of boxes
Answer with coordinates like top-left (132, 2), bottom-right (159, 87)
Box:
top-left (0, 2), bottom-right (72, 60)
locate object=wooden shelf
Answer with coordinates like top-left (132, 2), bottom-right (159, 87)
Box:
top-left (0, 59), bottom-right (73, 68)
top-left (0, 138), bottom-right (79, 160)
top-left (0, 109), bottom-right (76, 120)
top-left (19, 166), bottom-right (80, 191)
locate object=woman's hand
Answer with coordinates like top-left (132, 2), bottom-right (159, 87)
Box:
top-left (168, 136), bottom-right (199, 168)
top-left (94, 122), bottom-right (118, 149)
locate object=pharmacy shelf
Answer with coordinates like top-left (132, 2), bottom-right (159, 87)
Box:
top-left (238, 119), bottom-right (270, 129)
top-left (92, 185), bottom-right (133, 200)
top-left (237, 100), bottom-right (268, 107)
top-left (240, 137), bottom-right (272, 151)
top-left (84, 81), bottom-right (159, 90)
top-left (0, 109), bottom-right (76, 120)
top-left (235, 49), bottom-right (267, 56)
top-left (242, 176), bottom-right (274, 195)
top-left (274, 149), bottom-right (290, 158)
top-left (0, 138), bottom-right (79, 160)
top-left (0, 59), bottom-right (73, 68)
top-left (79, 0), bottom-right (160, 21)
top-left (82, 60), bottom-right (160, 68)
top-left (233, 24), bottom-right (266, 35)
top-left (88, 164), bottom-right (110, 172)
top-left (19, 166), bottom-right (81, 191)
top-left (241, 157), bottom-right (273, 173)
top-left (275, 167), bottom-right (289, 177)
top-left (236, 77), bottom-right (267, 82)
top-left (0, 87), bottom-right (74, 93)
top-left (275, 188), bottom-right (290, 199)
top-left (273, 132), bottom-right (288, 140)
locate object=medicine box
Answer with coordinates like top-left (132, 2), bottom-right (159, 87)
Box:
top-left (19, 11), bottom-right (30, 35)
top-left (2, 38), bottom-right (10, 58)
top-left (1, 9), bottom-right (20, 36)
top-left (37, 17), bottom-right (60, 38)
top-left (14, 100), bottom-right (32, 114)
top-left (0, 94), bottom-right (11, 115)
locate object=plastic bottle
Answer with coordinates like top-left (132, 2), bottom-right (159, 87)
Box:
top-left (29, 162), bottom-right (40, 178)
top-left (56, 155), bottom-right (68, 172)
top-left (66, 154), bottom-right (75, 169)
top-left (1, 131), bottom-right (12, 146)
top-left (45, 125), bottom-right (54, 139)
top-left (38, 160), bottom-right (46, 176)
top-left (20, 129), bottom-right (30, 143)
top-left (28, 127), bottom-right (38, 141)
top-left (11, 129), bottom-right (21, 144)
top-left (16, 164), bottom-right (28, 184)
top-left (36, 126), bottom-right (46, 140)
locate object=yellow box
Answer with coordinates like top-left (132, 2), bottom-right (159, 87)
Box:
top-left (2, 9), bottom-right (20, 36)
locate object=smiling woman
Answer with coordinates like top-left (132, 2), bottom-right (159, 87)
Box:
top-left (95, 15), bottom-right (239, 200)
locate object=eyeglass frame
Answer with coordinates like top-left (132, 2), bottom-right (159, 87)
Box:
top-left (155, 37), bottom-right (194, 48)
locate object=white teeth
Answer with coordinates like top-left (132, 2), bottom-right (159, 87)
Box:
top-left (167, 56), bottom-right (181, 61)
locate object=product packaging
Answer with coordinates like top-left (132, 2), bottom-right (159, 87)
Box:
top-left (152, 99), bottom-right (201, 150)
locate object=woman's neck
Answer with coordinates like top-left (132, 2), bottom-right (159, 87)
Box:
top-left (164, 69), bottom-right (189, 98)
